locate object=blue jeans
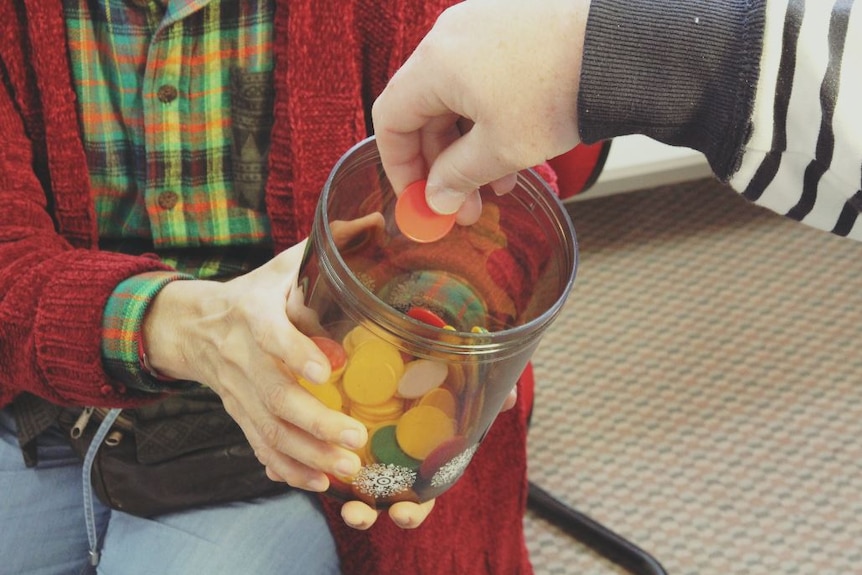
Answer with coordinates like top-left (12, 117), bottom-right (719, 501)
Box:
top-left (0, 406), bottom-right (340, 575)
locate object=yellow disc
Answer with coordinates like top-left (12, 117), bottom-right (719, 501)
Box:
top-left (418, 387), bottom-right (457, 419)
top-left (349, 408), bottom-right (388, 428)
top-left (327, 365), bottom-right (345, 385)
top-left (336, 381), bottom-right (350, 412)
top-left (350, 396), bottom-right (404, 428)
top-left (395, 405), bottom-right (456, 460)
top-left (351, 395), bottom-right (405, 420)
top-left (350, 339), bottom-right (405, 380)
top-left (297, 378), bottom-right (343, 411)
top-left (342, 325), bottom-right (377, 356)
top-left (342, 356), bottom-right (399, 406)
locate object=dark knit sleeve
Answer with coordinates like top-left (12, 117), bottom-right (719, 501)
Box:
top-left (578, 0), bottom-right (767, 180)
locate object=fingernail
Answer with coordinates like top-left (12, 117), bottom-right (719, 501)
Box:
top-left (345, 517), bottom-right (371, 530)
top-left (340, 428), bottom-right (364, 449)
top-left (343, 516), bottom-right (361, 529)
top-left (395, 515), bottom-right (415, 529)
top-left (307, 476), bottom-right (329, 492)
top-left (335, 457), bottom-right (360, 478)
top-left (426, 186), bottom-right (466, 215)
top-left (302, 361), bottom-right (327, 385)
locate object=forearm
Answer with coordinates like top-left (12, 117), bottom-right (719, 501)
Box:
top-left (0, 245), bottom-right (175, 408)
top-left (578, 0), bottom-right (766, 180)
top-left (580, 0), bottom-right (862, 239)
top-left (0, 70), bottom-right (175, 407)
top-left (728, 0), bottom-right (862, 237)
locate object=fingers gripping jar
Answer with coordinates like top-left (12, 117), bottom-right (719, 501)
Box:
top-left (296, 136), bottom-right (578, 507)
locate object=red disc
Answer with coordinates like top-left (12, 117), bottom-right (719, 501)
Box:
top-left (406, 307), bottom-right (447, 328)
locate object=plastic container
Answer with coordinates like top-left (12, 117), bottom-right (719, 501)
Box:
top-left (297, 136), bottom-right (578, 507)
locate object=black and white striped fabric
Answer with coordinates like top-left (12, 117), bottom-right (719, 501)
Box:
top-left (731, 0), bottom-right (862, 239)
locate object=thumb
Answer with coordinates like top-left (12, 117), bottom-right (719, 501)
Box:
top-left (424, 127), bottom-right (518, 215)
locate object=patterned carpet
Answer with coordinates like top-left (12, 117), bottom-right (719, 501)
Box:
top-left (522, 178), bottom-right (862, 575)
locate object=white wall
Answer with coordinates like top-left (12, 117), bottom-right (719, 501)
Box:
top-left (573, 135), bottom-right (713, 201)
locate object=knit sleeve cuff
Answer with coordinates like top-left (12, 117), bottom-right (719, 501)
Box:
top-left (578, 0), bottom-right (766, 179)
top-left (101, 271), bottom-right (197, 393)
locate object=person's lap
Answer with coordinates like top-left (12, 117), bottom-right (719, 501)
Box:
top-left (0, 406), bottom-right (340, 575)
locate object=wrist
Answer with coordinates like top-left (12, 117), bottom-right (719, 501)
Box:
top-left (138, 333), bottom-right (176, 382)
top-left (141, 279), bottom-right (214, 382)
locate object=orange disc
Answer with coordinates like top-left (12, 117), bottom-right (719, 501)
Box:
top-left (394, 180), bottom-right (456, 243)
top-left (418, 387), bottom-right (457, 419)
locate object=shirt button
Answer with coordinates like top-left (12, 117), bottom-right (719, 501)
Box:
top-left (157, 191), bottom-right (178, 210)
top-left (157, 84), bottom-right (178, 104)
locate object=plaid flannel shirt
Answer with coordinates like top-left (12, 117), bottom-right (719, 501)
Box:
top-left (64, 0), bottom-right (275, 391)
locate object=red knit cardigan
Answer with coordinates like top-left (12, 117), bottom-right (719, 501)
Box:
top-left (0, 0), bottom-right (537, 573)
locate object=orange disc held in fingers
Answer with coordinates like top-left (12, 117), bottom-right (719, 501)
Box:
top-left (394, 180), bottom-right (456, 243)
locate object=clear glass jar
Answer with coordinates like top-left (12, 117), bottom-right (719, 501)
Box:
top-left (296, 136), bottom-right (578, 507)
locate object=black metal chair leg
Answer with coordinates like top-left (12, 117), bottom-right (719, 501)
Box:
top-left (527, 481), bottom-right (668, 575)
